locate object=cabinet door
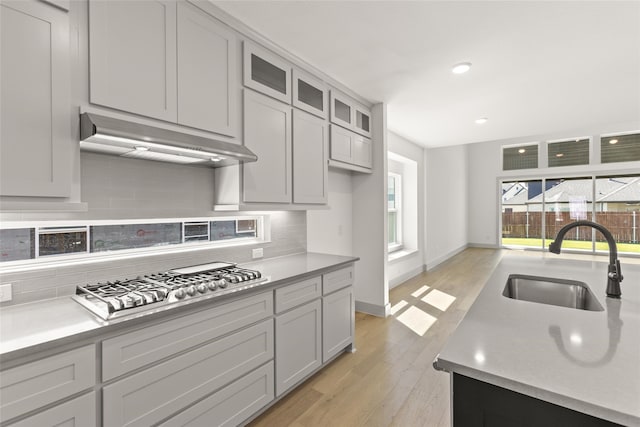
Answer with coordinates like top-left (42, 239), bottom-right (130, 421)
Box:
top-left (89, 0), bottom-right (177, 122)
top-left (243, 41), bottom-right (291, 104)
top-left (353, 135), bottom-right (373, 169)
top-left (8, 392), bottom-right (96, 427)
top-left (323, 286), bottom-right (354, 363)
top-left (177, 2), bottom-right (237, 137)
top-left (330, 90), bottom-right (354, 130)
top-left (275, 300), bottom-right (322, 396)
top-left (329, 124), bottom-right (354, 164)
top-left (293, 110), bottom-right (328, 204)
top-left (292, 69), bottom-right (328, 119)
top-left (354, 104), bottom-right (372, 138)
top-left (243, 90), bottom-right (292, 203)
top-left (0, 0), bottom-right (72, 197)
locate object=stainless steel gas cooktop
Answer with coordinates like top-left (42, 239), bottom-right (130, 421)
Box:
top-left (72, 261), bottom-right (266, 320)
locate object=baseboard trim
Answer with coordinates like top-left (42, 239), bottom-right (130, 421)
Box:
top-left (389, 265), bottom-right (425, 289)
top-left (468, 243), bottom-right (500, 249)
top-left (426, 244), bottom-right (469, 271)
top-left (355, 300), bottom-right (390, 317)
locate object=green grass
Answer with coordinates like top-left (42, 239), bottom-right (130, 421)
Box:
top-left (502, 237), bottom-right (640, 254)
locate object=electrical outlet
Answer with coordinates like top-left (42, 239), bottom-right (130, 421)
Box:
top-left (252, 248), bottom-right (264, 259)
top-left (0, 283), bottom-right (12, 302)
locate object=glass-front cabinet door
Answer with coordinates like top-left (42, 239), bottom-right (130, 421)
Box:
top-left (354, 104), bottom-right (372, 138)
top-left (330, 90), bottom-right (353, 130)
top-left (292, 69), bottom-right (327, 119)
top-left (243, 41), bottom-right (291, 104)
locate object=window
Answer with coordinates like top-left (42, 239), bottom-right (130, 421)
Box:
top-left (501, 175), bottom-right (639, 255)
top-left (601, 132), bottom-right (640, 164)
top-left (388, 172), bottom-right (402, 251)
top-left (502, 143), bottom-right (538, 170)
top-left (547, 138), bottom-right (590, 167)
top-left (0, 217), bottom-right (263, 264)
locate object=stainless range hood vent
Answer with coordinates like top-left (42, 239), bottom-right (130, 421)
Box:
top-left (79, 113), bottom-right (257, 167)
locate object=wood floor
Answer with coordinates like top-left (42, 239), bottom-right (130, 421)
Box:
top-left (249, 247), bottom-right (504, 427)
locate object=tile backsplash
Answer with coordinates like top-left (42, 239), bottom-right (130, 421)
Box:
top-left (0, 152), bottom-right (308, 306)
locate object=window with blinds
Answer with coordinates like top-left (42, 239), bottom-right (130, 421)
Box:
top-left (503, 144), bottom-right (538, 171)
top-left (547, 138), bottom-right (590, 167)
top-left (601, 132), bottom-right (640, 164)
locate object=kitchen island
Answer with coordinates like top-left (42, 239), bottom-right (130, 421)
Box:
top-left (0, 252), bottom-right (358, 426)
top-left (435, 252), bottom-right (640, 426)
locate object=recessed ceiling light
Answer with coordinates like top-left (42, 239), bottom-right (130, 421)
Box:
top-left (210, 157), bottom-right (221, 162)
top-left (134, 146), bottom-right (149, 151)
top-left (556, 153), bottom-right (564, 157)
top-left (452, 62), bottom-right (472, 74)
top-left (518, 148), bottom-right (526, 154)
top-left (609, 139), bottom-right (618, 144)
top-left (475, 117), bottom-right (488, 124)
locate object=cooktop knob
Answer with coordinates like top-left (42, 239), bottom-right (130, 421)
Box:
top-left (174, 288), bottom-right (186, 299)
top-left (186, 285), bottom-right (197, 296)
top-left (217, 279), bottom-right (228, 289)
top-left (207, 281), bottom-right (218, 291)
top-left (196, 284), bottom-right (207, 294)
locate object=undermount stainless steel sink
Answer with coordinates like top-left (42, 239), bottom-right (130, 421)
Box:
top-left (503, 274), bottom-right (604, 311)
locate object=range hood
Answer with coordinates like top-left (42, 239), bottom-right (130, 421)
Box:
top-left (79, 113), bottom-right (257, 167)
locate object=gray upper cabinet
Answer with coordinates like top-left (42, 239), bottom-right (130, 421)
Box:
top-left (330, 89), bottom-right (372, 138)
top-left (177, 2), bottom-right (237, 137)
top-left (243, 41), bottom-right (292, 104)
top-left (293, 110), bottom-right (328, 204)
top-left (89, 0), bottom-right (238, 137)
top-left (243, 90), bottom-right (292, 203)
top-left (292, 69), bottom-right (328, 119)
top-left (0, 0), bottom-right (72, 197)
top-left (330, 124), bottom-right (372, 172)
top-left (330, 90), bottom-right (354, 130)
top-left (89, 0), bottom-right (178, 122)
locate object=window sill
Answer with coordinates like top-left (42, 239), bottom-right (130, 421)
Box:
top-left (388, 248), bottom-right (418, 262)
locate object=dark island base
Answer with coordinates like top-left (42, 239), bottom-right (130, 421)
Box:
top-left (453, 373), bottom-right (622, 427)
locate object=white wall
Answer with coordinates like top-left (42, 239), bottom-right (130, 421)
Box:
top-left (306, 169), bottom-right (353, 256)
top-left (387, 132), bottom-right (425, 288)
top-left (467, 121), bottom-right (640, 247)
top-left (351, 103), bottom-right (389, 316)
top-left (425, 144), bottom-right (469, 268)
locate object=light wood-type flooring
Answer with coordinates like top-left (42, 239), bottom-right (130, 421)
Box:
top-left (249, 247), bottom-right (504, 427)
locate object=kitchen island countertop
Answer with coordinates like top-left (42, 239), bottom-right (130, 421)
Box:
top-left (0, 252), bottom-right (358, 363)
top-left (435, 251), bottom-right (640, 426)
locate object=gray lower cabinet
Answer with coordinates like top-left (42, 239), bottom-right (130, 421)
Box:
top-left (103, 319), bottom-right (274, 427)
top-left (0, 345), bottom-right (95, 423)
top-left (275, 299), bottom-right (322, 396)
top-left (0, 0), bottom-right (72, 197)
top-left (7, 392), bottom-right (96, 427)
top-left (159, 362), bottom-right (274, 427)
top-left (323, 286), bottom-right (355, 363)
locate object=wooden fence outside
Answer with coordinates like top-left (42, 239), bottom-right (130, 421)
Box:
top-left (502, 211), bottom-right (639, 243)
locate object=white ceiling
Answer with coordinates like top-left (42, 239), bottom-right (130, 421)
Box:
top-left (214, 1), bottom-right (640, 148)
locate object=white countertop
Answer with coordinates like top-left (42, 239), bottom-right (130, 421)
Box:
top-left (435, 251), bottom-right (640, 426)
top-left (0, 252), bottom-right (358, 362)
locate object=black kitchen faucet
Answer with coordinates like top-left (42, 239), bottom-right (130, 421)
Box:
top-left (548, 220), bottom-right (623, 298)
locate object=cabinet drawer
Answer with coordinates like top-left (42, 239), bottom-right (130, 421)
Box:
top-left (103, 319), bottom-right (274, 427)
top-left (159, 362), bottom-right (274, 427)
top-left (275, 276), bottom-right (321, 313)
top-left (103, 291), bottom-right (272, 380)
top-left (8, 392), bottom-right (96, 427)
top-left (323, 266), bottom-right (354, 295)
top-left (0, 345), bottom-right (95, 422)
